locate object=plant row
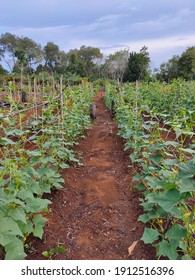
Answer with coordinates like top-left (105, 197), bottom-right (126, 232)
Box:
top-left (0, 84), bottom-right (94, 259)
top-left (105, 81), bottom-right (195, 259)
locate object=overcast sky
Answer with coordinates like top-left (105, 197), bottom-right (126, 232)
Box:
top-left (0, 0), bottom-right (195, 68)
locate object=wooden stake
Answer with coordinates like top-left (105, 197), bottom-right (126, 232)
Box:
top-left (60, 75), bottom-right (65, 139)
top-left (52, 73), bottom-right (55, 94)
top-left (42, 72), bottom-right (45, 96)
top-left (34, 76), bottom-right (38, 120)
top-left (135, 80), bottom-right (139, 118)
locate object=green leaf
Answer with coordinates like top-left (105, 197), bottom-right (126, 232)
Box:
top-left (132, 173), bottom-right (143, 181)
top-left (133, 182), bottom-right (145, 191)
top-left (23, 221), bottom-right (33, 233)
top-left (141, 227), bottom-right (160, 244)
top-left (145, 176), bottom-right (165, 189)
top-left (60, 163), bottom-right (70, 169)
top-left (57, 246), bottom-right (67, 253)
top-left (181, 255), bottom-right (192, 260)
top-left (31, 120), bottom-right (41, 125)
top-left (165, 223), bottom-right (187, 241)
top-left (178, 178), bottom-right (195, 193)
top-left (32, 214), bottom-right (47, 239)
top-left (6, 129), bottom-right (24, 136)
top-left (42, 251), bottom-right (50, 258)
top-left (0, 137), bottom-right (16, 145)
top-left (0, 197), bottom-right (25, 208)
top-left (149, 154), bottom-right (163, 165)
top-left (0, 217), bottom-right (23, 237)
top-left (26, 180), bottom-right (41, 194)
top-left (162, 158), bottom-right (179, 166)
top-left (178, 161), bottom-right (195, 179)
top-left (150, 189), bottom-right (181, 212)
top-left (8, 208), bottom-right (27, 224)
top-left (52, 182), bottom-right (64, 189)
top-left (37, 167), bottom-right (48, 176)
top-left (27, 149), bottom-right (42, 157)
top-left (41, 156), bottom-right (56, 164)
top-left (130, 153), bottom-right (139, 162)
top-left (164, 141), bottom-right (180, 147)
top-left (169, 206), bottom-right (184, 219)
top-left (180, 148), bottom-right (195, 154)
top-left (17, 190), bottom-right (34, 201)
top-left (25, 198), bottom-right (51, 213)
top-left (5, 238), bottom-right (26, 260)
top-left (148, 143), bottom-right (164, 152)
top-left (140, 200), bottom-right (154, 211)
top-left (138, 213), bottom-right (151, 223)
top-left (42, 141), bottom-right (52, 148)
top-left (158, 240), bottom-right (178, 260)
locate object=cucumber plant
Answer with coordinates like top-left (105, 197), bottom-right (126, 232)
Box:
top-left (105, 80), bottom-right (195, 259)
top-left (0, 84), bottom-right (94, 259)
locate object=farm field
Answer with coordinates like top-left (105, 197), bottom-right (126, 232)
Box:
top-left (0, 79), bottom-right (194, 260)
top-left (0, 81), bottom-right (94, 259)
top-left (105, 80), bottom-right (195, 260)
top-left (26, 91), bottom-right (156, 260)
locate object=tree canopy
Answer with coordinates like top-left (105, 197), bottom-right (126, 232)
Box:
top-left (1, 32), bottom-right (195, 83)
top-left (124, 46), bottom-right (150, 82)
top-left (156, 47), bottom-right (195, 81)
top-left (104, 49), bottom-right (129, 82)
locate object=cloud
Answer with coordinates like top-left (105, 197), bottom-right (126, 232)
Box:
top-left (96, 14), bottom-right (123, 23)
top-left (102, 33), bottom-right (195, 68)
top-left (0, 0), bottom-right (195, 69)
top-left (130, 8), bottom-right (195, 35)
top-left (127, 34), bottom-right (195, 53)
top-left (117, 3), bottom-right (139, 12)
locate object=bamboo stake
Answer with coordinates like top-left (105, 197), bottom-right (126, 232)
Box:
top-left (28, 75), bottom-right (31, 99)
top-left (42, 72), bottom-right (45, 96)
top-left (59, 75), bottom-right (65, 140)
top-left (135, 80), bottom-right (139, 119)
top-left (52, 73), bottom-right (55, 94)
top-left (60, 75), bottom-right (64, 123)
top-left (34, 76), bottom-right (38, 120)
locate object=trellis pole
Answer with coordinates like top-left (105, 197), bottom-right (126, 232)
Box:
top-left (42, 72), bottom-right (45, 96)
top-left (60, 74), bottom-right (64, 135)
top-left (28, 76), bottom-right (30, 94)
top-left (52, 73), bottom-right (55, 95)
top-left (34, 75), bottom-right (38, 120)
top-left (135, 80), bottom-right (139, 119)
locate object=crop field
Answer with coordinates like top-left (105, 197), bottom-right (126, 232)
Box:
top-left (105, 79), bottom-right (195, 260)
top-left (0, 78), bottom-right (194, 260)
top-left (0, 78), bottom-right (94, 259)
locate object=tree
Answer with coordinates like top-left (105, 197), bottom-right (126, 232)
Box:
top-left (104, 48), bottom-right (129, 82)
top-left (178, 47), bottom-right (195, 80)
top-left (78, 45), bottom-right (103, 77)
top-left (157, 55), bottom-right (180, 82)
top-left (0, 33), bottom-right (19, 71)
top-left (66, 50), bottom-right (86, 77)
top-left (0, 64), bottom-right (8, 75)
top-left (13, 49), bottom-right (27, 75)
top-left (55, 50), bottom-right (68, 74)
top-left (124, 46), bottom-right (150, 82)
top-left (18, 37), bottom-right (43, 72)
top-left (43, 42), bottom-right (60, 72)
top-left (155, 47), bottom-right (195, 82)
top-left (0, 33), bottom-right (43, 73)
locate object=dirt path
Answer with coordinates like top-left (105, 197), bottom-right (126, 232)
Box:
top-left (27, 92), bottom-right (156, 260)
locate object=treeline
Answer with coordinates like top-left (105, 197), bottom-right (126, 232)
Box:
top-left (154, 47), bottom-right (195, 82)
top-left (0, 32), bottom-right (195, 82)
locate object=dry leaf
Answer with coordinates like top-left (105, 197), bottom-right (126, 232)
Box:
top-left (128, 240), bottom-right (139, 256)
